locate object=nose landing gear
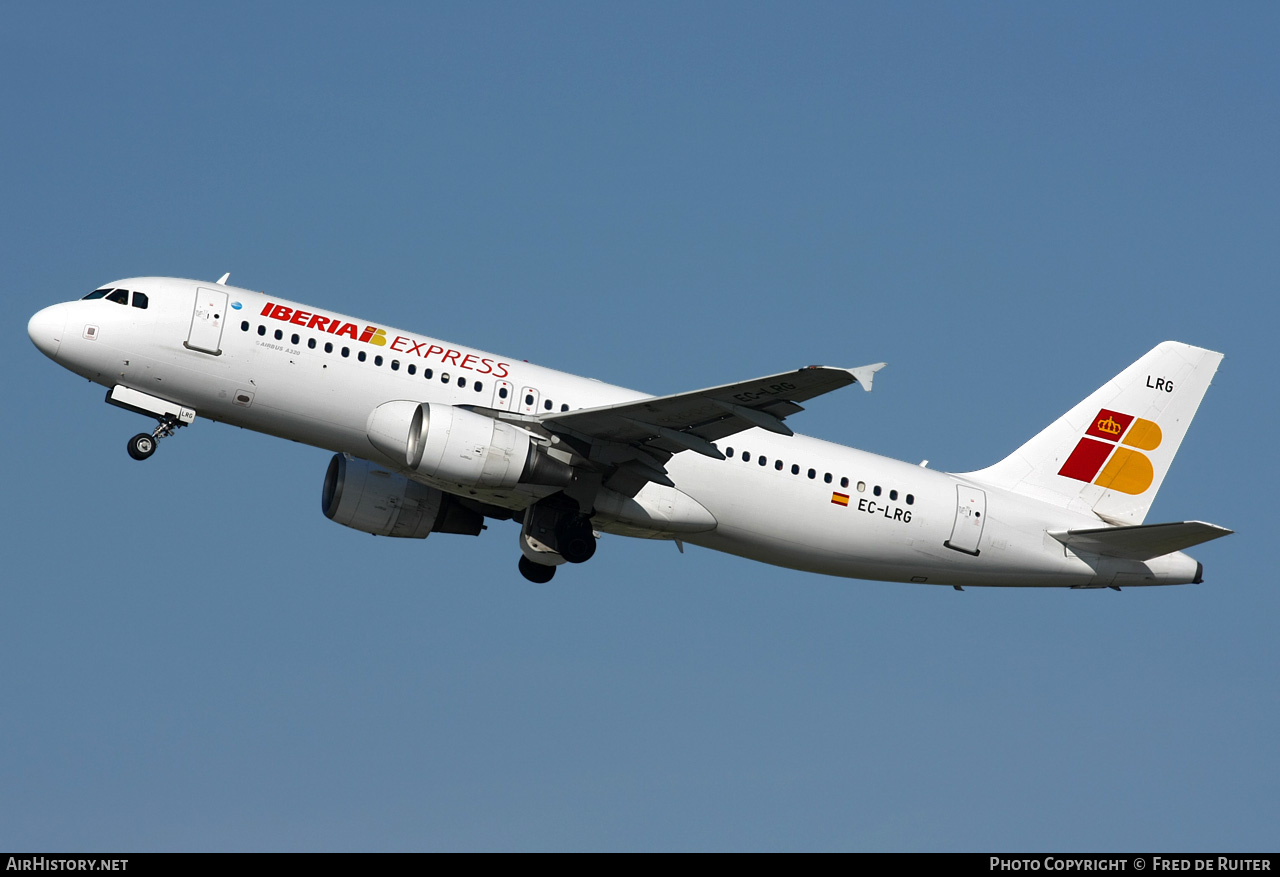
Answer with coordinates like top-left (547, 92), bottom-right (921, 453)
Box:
top-left (126, 415), bottom-right (184, 461)
top-left (105, 386), bottom-right (196, 462)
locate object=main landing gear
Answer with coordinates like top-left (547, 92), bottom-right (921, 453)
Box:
top-left (517, 497), bottom-right (599, 583)
top-left (126, 416), bottom-right (183, 461)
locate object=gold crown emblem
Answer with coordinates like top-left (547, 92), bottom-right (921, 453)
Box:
top-left (1096, 416), bottom-right (1123, 436)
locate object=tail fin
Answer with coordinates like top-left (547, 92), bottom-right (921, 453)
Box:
top-left (963, 341), bottom-right (1223, 525)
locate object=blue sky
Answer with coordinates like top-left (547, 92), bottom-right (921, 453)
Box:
top-left (2, 2), bottom-right (1276, 851)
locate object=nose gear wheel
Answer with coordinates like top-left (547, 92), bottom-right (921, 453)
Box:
top-left (125, 416), bottom-right (184, 461)
top-left (127, 433), bottom-right (156, 460)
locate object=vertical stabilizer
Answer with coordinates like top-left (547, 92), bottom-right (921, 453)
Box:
top-left (962, 342), bottom-right (1223, 525)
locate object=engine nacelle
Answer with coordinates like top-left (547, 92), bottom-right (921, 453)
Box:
top-left (321, 453), bottom-right (483, 537)
top-left (366, 401), bottom-right (571, 489)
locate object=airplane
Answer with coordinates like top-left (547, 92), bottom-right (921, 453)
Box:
top-left (27, 275), bottom-right (1231, 588)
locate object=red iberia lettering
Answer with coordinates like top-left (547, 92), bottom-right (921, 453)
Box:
top-left (256, 304), bottom-right (429, 353)
top-left (442, 349), bottom-right (461, 365)
top-left (460, 353), bottom-right (478, 370)
top-left (493, 361), bottom-right (510, 378)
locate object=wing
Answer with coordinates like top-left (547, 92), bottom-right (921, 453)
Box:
top-left (536, 363), bottom-right (885, 489)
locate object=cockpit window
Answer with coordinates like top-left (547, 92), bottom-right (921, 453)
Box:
top-left (82, 289), bottom-right (110, 300)
top-left (131, 291), bottom-right (148, 309)
top-left (106, 289), bottom-right (129, 305)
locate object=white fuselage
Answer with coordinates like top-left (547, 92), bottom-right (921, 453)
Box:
top-left (28, 277), bottom-right (1202, 587)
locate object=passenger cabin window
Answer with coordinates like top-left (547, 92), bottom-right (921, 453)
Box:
top-left (499, 387), bottom-right (508, 398)
top-left (457, 377), bottom-right (466, 388)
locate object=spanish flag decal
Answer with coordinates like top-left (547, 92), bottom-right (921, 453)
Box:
top-left (831, 492), bottom-right (849, 506)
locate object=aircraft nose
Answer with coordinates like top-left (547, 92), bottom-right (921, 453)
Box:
top-left (28, 304), bottom-right (66, 360)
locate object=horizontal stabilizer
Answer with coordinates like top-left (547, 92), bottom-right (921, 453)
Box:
top-left (1050, 521), bottom-right (1232, 561)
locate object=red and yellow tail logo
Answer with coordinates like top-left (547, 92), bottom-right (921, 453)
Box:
top-left (1058, 408), bottom-right (1162, 495)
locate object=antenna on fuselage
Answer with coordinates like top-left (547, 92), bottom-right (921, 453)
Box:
top-left (216, 273), bottom-right (231, 285)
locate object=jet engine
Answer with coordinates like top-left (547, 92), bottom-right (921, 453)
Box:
top-left (366, 401), bottom-right (572, 489)
top-left (321, 453), bottom-right (483, 537)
